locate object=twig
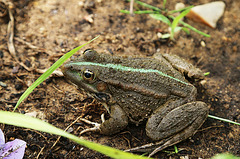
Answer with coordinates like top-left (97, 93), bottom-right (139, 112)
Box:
top-left (14, 37), bottom-right (51, 55)
top-left (6, 1), bottom-right (15, 56)
top-left (50, 104), bottom-right (88, 150)
top-left (35, 68), bottom-right (63, 77)
top-left (129, 0), bottom-right (134, 15)
top-left (14, 37), bottom-right (39, 49)
top-left (36, 146), bottom-right (45, 159)
top-left (50, 115), bottom-right (84, 149)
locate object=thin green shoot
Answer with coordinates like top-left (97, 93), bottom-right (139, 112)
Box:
top-left (120, 10), bottom-right (158, 14)
top-left (134, 0), bottom-right (161, 12)
top-left (163, 0), bottom-right (167, 9)
top-left (204, 72), bottom-right (210, 76)
top-left (122, 0), bottom-right (210, 39)
top-left (174, 145), bottom-right (178, 153)
top-left (181, 27), bottom-right (190, 35)
top-left (168, 6), bottom-right (193, 14)
top-left (13, 35), bottom-right (100, 111)
top-left (124, 0), bottom-right (161, 12)
top-left (0, 111), bottom-right (149, 159)
top-left (162, 145), bottom-right (179, 155)
top-left (170, 7), bottom-right (192, 40)
top-left (208, 115), bottom-right (240, 126)
top-left (149, 14), bottom-right (171, 25)
top-left (169, 15), bottom-right (211, 37)
top-left (159, 27), bottom-right (182, 39)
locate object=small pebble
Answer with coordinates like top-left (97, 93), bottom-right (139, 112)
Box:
top-left (25, 111), bottom-right (37, 118)
top-left (67, 127), bottom-right (74, 133)
top-left (200, 41), bottom-right (206, 47)
top-left (157, 32), bottom-right (163, 38)
top-left (0, 81), bottom-right (7, 87)
top-left (84, 14), bottom-right (94, 23)
top-left (12, 66), bottom-right (19, 74)
top-left (175, 3), bottom-right (185, 10)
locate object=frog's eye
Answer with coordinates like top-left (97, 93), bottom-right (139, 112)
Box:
top-left (82, 69), bottom-right (95, 82)
top-left (83, 49), bottom-right (98, 61)
top-left (83, 49), bottom-right (92, 54)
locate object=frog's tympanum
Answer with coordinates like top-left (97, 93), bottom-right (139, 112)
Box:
top-left (61, 49), bottom-right (209, 156)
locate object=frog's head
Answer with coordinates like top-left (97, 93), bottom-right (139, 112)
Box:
top-left (61, 49), bottom-right (111, 103)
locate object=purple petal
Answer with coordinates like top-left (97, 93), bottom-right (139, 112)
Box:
top-left (0, 139), bottom-right (26, 159)
top-left (0, 129), bottom-right (5, 144)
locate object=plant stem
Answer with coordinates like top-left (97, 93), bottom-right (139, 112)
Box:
top-left (208, 115), bottom-right (240, 126)
top-left (169, 15), bottom-right (211, 37)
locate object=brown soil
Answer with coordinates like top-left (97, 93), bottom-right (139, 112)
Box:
top-left (0, 0), bottom-right (239, 158)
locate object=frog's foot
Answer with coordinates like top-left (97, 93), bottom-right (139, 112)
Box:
top-left (79, 118), bottom-right (101, 135)
top-left (79, 105), bottom-right (129, 136)
top-left (125, 137), bottom-right (177, 157)
top-left (125, 142), bottom-right (158, 153)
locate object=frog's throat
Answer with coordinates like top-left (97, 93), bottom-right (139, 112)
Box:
top-left (66, 62), bottom-right (189, 85)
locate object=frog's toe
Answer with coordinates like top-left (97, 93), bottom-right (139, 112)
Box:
top-left (79, 118), bottom-right (101, 135)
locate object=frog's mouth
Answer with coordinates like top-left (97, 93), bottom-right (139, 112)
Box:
top-left (94, 92), bottom-right (111, 103)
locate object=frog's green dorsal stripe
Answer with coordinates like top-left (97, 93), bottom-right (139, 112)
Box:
top-left (68, 62), bottom-right (189, 85)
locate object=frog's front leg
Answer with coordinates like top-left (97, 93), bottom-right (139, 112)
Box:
top-left (80, 104), bottom-right (128, 135)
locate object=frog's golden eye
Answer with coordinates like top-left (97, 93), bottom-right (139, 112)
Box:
top-left (82, 69), bottom-right (95, 82)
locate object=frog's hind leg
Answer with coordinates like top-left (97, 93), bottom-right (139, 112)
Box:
top-left (148, 101), bottom-right (208, 156)
top-left (126, 101), bottom-right (208, 157)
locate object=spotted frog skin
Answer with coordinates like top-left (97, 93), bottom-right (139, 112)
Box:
top-left (61, 49), bottom-right (209, 156)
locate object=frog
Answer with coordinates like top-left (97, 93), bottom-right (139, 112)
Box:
top-left (61, 49), bottom-right (209, 157)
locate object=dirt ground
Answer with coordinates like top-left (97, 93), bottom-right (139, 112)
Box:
top-left (0, 0), bottom-right (239, 158)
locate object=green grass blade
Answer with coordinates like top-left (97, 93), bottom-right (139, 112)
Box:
top-left (150, 14), bottom-right (171, 26)
top-left (204, 72), bottom-right (210, 76)
top-left (168, 6), bottom-right (193, 14)
top-left (0, 111), bottom-right (149, 159)
top-left (163, 0), bottom-right (167, 9)
top-left (14, 36), bottom-right (100, 111)
top-left (211, 153), bottom-right (240, 159)
top-left (208, 115), bottom-right (240, 126)
top-left (169, 15), bottom-right (211, 37)
top-left (170, 7), bottom-right (192, 39)
top-left (120, 10), bottom-right (132, 14)
top-left (135, 0), bottom-right (161, 11)
top-left (120, 10), bottom-right (158, 14)
top-left (181, 27), bottom-right (190, 35)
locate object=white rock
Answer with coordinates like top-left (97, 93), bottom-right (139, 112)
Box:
top-left (25, 111), bottom-right (38, 118)
top-left (175, 3), bottom-right (185, 10)
top-left (186, 1), bottom-right (225, 28)
top-left (25, 111), bottom-right (46, 120)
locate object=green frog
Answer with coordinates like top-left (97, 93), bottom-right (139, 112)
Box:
top-left (61, 49), bottom-right (209, 156)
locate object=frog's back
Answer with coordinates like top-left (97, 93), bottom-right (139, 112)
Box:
top-left (96, 54), bottom-right (195, 124)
